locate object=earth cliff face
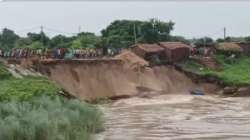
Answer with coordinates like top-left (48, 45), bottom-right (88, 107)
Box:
top-left (38, 59), bottom-right (203, 100)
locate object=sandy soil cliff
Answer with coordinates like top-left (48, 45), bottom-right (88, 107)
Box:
top-left (38, 58), bottom-right (198, 100)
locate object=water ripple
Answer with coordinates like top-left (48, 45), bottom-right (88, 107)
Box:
top-left (99, 95), bottom-right (250, 140)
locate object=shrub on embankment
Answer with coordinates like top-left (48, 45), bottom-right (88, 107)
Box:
top-left (180, 54), bottom-right (250, 86)
top-left (0, 76), bottom-right (60, 101)
top-left (0, 64), bottom-right (12, 79)
top-left (0, 96), bottom-right (104, 140)
top-left (0, 62), bottom-right (60, 101)
top-left (0, 63), bottom-right (104, 140)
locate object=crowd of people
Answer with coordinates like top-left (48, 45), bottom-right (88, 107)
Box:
top-left (0, 47), bottom-right (121, 59)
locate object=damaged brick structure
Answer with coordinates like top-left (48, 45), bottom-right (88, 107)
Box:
top-left (131, 42), bottom-right (191, 63)
top-left (158, 42), bottom-right (191, 62)
top-left (131, 43), bottom-right (165, 63)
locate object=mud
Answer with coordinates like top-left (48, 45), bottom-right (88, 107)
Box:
top-left (38, 59), bottom-right (211, 100)
top-left (98, 95), bottom-right (250, 140)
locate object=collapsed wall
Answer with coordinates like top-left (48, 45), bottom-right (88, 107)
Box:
top-left (38, 57), bottom-right (200, 100)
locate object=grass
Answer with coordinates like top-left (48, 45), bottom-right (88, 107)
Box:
top-left (179, 59), bottom-right (206, 74)
top-left (213, 55), bottom-right (250, 86)
top-left (0, 76), bottom-right (61, 101)
top-left (0, 64), bottom-right (12, 79)
top-left (0, 62), bottom-right (61, 101)
top-left (0, 63), bottom-right (104, 140)
top-left (181, 55), bottom-right (250, 86)
top-left (0, 96), bottom-right (104, 140)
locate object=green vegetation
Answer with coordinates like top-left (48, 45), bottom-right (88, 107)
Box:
top-left (1, 19), bottom-right (250, 51)
top-left (0, 63), bottom-right (60, 101)
top-left (0, 64), bottom-right (12, 79)
top-left (0, 63), bottom-right (104, 140)
top-left (0, 96), bottom-right (104, 140)
top-left (70, 33), bottom-right (101, 49)
top-left (0, 28), bottom-right (19, 50)
top-left (192, 37), bottom-right (214, 47)
top-left (217, 36), bottom-right (250, 43)
top-left (181, 55), bottom-right (250, 86)
top-left (180, 59), bottom-right (206, 74)
top-left (0, 18), bottom-right (180, 51)
top-left (0, 76), bottom-right (60, 101)
top-left (101, 19), bottom-right (174, 48)
top-left (213, 55), bottom-right (250, 86)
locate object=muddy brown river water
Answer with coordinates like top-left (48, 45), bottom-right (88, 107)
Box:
top-left (97, 95), bottom-right (250, 140)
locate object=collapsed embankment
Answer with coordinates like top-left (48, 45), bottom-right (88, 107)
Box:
top-left (38, 58), bottom-right (219, 101)
top-left (0, 59), bottom-right (104, 140)
top-left (175, 56), bottom-right (250, 97)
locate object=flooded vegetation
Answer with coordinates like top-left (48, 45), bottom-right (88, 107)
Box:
top-left (99, 95), bottom-right (250, 140)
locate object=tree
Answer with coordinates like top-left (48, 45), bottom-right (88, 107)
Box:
top-left (140, 19), bottom-right (174, 43)
top-left (245, 36), bottom-right (250, 43)
top-left (27, 41), bottom-right (44, 49)
top-left (217, 36), bottom-right (248, 43)
top-left (225, 37), bottom-right (232, 42)
top-left (194, 37), bottom-right (214, 47)
top-left (0, 28), bottom-right (19, 50)
top-left (216, 38), bottom-right (224, 43)
top-left (170, 36), bottom-right (190, 45)
top-left (27, 32), bottom-right (50, 47)
top-left (101, 20), bottom-right (141, 48)
top-left (50, 35), bottom-right (73, 48)
top-left (70, 39), bottom-right (82, 49)
top-left (70, 32), bottom-right (101, 49)
top-left (15, 38), bottom-right (32, 48)
top-left (101, 19), bottom-right (175, 48)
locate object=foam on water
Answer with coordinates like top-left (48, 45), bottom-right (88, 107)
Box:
top-left (99, 95), bottom-right (250, 140)
top-left (112, 94), bottom-right (195, 107)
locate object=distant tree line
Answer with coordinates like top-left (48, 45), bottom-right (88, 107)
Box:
top-left (193, 36), bottom-right (250, 48)
top-left (1, 18), bottom-right (250, 51)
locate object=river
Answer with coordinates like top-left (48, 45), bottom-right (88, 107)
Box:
top-left (97, 94), bottom-right (250, 140)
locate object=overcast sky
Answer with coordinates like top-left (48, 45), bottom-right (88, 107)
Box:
top-left (0, 1), bottom-right (249, 39)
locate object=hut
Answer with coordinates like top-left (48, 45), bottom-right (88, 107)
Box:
top-left (131, 43), bottom-right (165, 61)
top-left (158, 42), bottom-right (191, 62)
top-left (237, 42), bottom-right (250, 54)
top-left (215, 43), bottom-right (243, 55)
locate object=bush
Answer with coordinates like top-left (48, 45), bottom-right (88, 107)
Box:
top-left (0, 96), bottom-right (104, 140)
top-left (214, 54), bottom-right (237, 65)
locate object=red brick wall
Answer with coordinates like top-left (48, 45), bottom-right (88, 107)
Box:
top-left (164, 48), bottom-right (190, 62)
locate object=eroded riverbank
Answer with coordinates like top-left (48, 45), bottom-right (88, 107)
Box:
top-left (98, 94), bottom-right (250, 140)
